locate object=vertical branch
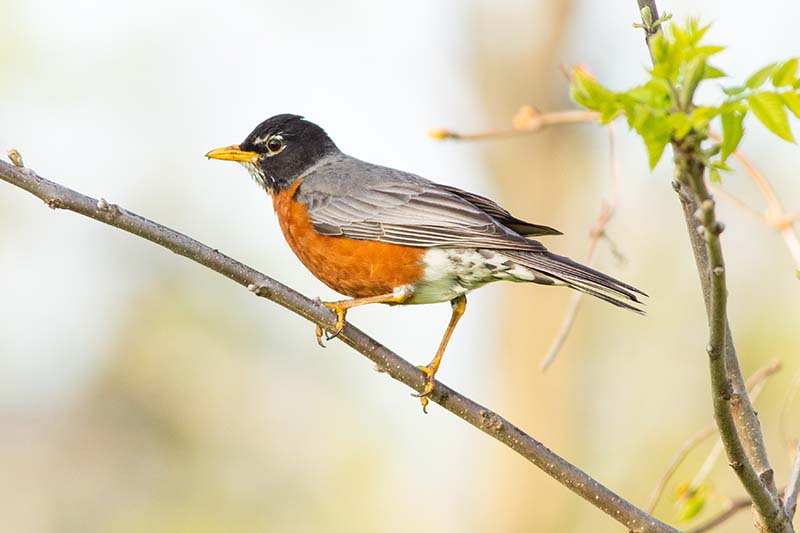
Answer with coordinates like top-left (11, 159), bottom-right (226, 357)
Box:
top-left (635, 2), bottom-right (791, 531)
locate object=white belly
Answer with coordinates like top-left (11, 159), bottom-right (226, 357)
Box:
top-left (408, 248), bottom-right (547, 304)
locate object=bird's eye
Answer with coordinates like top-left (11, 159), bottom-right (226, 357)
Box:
top-left (266, 135), bottom-right (285, 155)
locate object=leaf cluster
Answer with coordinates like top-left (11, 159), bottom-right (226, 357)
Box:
top-left (571, 18), bottom-right (800, 179)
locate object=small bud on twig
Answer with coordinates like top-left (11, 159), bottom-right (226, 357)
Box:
top-left (7, 149), bottom-right (24, 168)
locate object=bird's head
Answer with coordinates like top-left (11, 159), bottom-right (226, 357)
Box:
top-left (206, 114), bottom-right (338, 192)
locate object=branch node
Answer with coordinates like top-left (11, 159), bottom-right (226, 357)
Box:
top-left (45, 198), bottom-right (63, 210)
top-left (712, 221), bottom-right (725, 235)
top-left (97, 197), bottom-right (110, 210)
top-left (701, 199), bottom-right (715, 213)
top-left (759, 468), bottom-right (775, 488)
top-left (712, 266), bottom-right (725, 276)
top-left (480, 410), bottom-right (505, 433)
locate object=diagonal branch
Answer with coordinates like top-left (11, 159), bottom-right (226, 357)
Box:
top-left (645, 360), bottom-right (783, 515)
top-left (540, 125), bottom-right (620, 371)
top-left (686, 496), bottom-right (753, 533)
top-left (0, 158), bottom-right (680, 533)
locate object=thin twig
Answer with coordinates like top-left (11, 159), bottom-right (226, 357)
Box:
top-left (686, 496), bottom-right (752, 533)
top-left (710, 184), bottom-right (765, 225)
top-left (687, 484), bottom-right (793, 533)
top-left (708, 132), bottom-right (800, 271)
top-left (429, 107), bottom-right (600, 141)
top-left (637, 1), bottom-right (790, 530)
top-left (688, 363), bottom-right (783, 490)
top-left (646, 424), bottom-right (718, 514)
top-left (779, 369), bottom-right (800, 451)
top-left (540, 125), bottom-right (619, 371)
top-left (0, 159), bottom-right (680, 533)
top-left (786, 442), bottom-right (800, 521)
top-left (645, 360), bottom-right (782, 514)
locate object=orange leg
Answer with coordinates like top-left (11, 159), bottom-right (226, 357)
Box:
top-left (414, 294), bottom-right (467, 412)
top-left (315, 287), bottom-right (413, 346)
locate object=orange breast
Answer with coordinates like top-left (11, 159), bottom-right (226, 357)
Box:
top-left (272, 179), bottom-right (426, 298)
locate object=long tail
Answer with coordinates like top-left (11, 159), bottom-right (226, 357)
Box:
top-left (501, 250), bottom-right (647, 314)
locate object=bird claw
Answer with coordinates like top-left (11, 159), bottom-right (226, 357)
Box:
top-left (411, 364), bottom-right (437, 413)
top-left (314, 325), bottom-right (327, 348)
top-left (314, 301), bottom-right (347, 347)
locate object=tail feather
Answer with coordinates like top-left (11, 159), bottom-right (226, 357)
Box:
top-left (502, 251), bottom-right (647, 314)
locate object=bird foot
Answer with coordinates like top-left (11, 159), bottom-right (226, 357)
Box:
top-left (411, 364), bottom-right (437, 413)
top-left (315, 301), bottom-right (347, 347)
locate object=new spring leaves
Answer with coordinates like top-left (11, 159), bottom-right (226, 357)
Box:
top-left (570, 18), bottom-right (800, 183)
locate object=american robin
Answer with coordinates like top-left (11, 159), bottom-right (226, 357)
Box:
top-left (206, 114), bottom-right (645, 410)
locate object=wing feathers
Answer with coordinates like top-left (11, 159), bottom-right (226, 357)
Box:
top-left (300, 179), bottom-right (550, 251)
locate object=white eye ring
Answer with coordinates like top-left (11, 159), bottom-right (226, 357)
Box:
top-left (265, 135), bottom-right (286, 156)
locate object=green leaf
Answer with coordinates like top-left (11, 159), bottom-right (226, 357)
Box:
top-left (772, 58), bottom-right (798, 87)
top-left (687, 18), bottom-right (710, 44)
top-left (722, 85), bottom-right (746, 96)
top-left (570, 67), bottom-right (617, 115)
top-left (720, 109), bottom-right (745, 160)
top-left (624, 79), bottom-right (672, 108)
top-left (638, 113), bottom-right (672, 170)
top-left (703, 64), bottom-right (727, 79)
top-left (748, 92), bottom-right (795, 142)
top-left (690, 106), bottom-right (721, 129)
top-left (644, 133), bottom-right (671, 170)
top-left (680, 492), bottom-right (707, 521)
top-left (746, 63), bottom-right (778, 89)
top-left (668, 112), bottom-right (693, 138)
top-left (676, 483), bottom-right (710, 522)
top-left (709, 167), bottom-right (722, 184)
top-left (782, 92), bottom-right (800, 119)
top-left (650, 32), bottom-right (670, 65)
top-left (693, 45), bottom-right (725, 57)
top-left (682, 56), bottom-right (707, 106)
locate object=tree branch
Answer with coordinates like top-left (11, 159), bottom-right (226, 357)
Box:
top-left (646, 360), bottom-right (782, 514)
top-left (786, 442), bottom-right (800, 521)
top-left (708, 132), bottom-right (800, 273)
top-left (0, 158), bottom-right (680, 533)
top-left (686, 496), bottom-right (753, 533)
top-left (429, 107), bottom-right (599, 141)
top-left (636, 1), bottom-right (791, 531)
top-left (541, 125), bottom-right (620, 371)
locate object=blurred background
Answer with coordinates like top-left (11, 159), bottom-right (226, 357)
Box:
top-left (1, 1), bottom-right (798, 531)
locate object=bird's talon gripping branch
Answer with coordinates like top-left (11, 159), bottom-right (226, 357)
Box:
top-left (314, 301), bottom-right (347, 345)
top-left (411, 364), bottom-right (437, 412)
top-left (314, 325), bottom-right (327, 348)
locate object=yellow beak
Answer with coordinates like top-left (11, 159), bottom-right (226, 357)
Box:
top-left (205, 144), bottom-right (261, 163)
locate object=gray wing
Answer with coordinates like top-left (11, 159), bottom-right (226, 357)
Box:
top-left (296, 161), bottom-right (549, 252)
top-left (436, 184), bottom-right (562, 237)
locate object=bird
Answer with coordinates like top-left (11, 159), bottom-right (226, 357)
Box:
top-left (206, 114), bottom-right (645, 411)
